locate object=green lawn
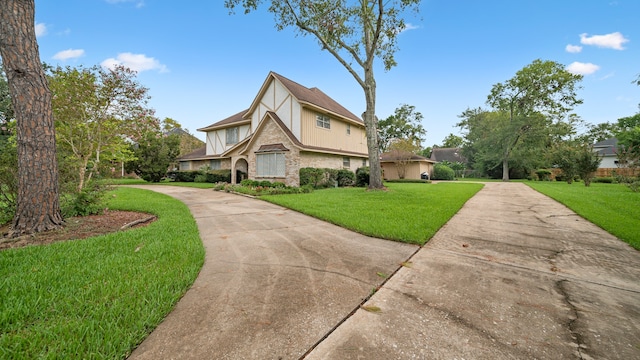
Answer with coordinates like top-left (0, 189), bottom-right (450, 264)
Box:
top-left (0, 187), bottom-right (205, 359)
top-left (261, 182), bottom-right (484, 245)
top-left (527, 182), bottom-right (640, 250)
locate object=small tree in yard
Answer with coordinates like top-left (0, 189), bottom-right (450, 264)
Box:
top-left (48, 64), bottom-right (157, 192)
top-left (387, 138), bottom-right (420, 179)
top-left (125, 132), bottom-right (180, 182)
top-left (575, 145), bottom-right (601, 187)
top-left (550, 142), bottom-right (600, 186)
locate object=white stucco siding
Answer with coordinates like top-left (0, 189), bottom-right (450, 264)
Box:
top-left (250, 78), bottom-right (301, 138)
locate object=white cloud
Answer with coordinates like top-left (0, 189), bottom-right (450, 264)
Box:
top-left (579, 32), bottom-right (629, 50)
top-left (401, 23), bottom-right (420, 33)
top-left (105, 0), bottom-right (145, 8)
top-left (565, 44), bottom-right (582, 53)
top-left (101, 52), bottom-right (168, 73)
top-left (35, 22), bottom-right (47, 37)
top-left (53, 49), bottom-right (85, 60)
top-left (566, 62), bottom-right (600, 75)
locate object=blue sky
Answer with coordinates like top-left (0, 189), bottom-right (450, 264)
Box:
top-left (33, 0), bottom-right (639, 146)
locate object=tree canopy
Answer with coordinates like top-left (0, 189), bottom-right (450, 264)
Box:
top-left (47, 64), bottom-right (157, 191)
top-left (225, 0), bottom-right (421, 189)
top-left (378, 104), bottom-right (426, 153)
top-left (461, 59), bottom-right (583, 181)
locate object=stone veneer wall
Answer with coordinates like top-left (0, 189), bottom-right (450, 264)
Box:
top-left (245, 119), bottom-right (301, 186)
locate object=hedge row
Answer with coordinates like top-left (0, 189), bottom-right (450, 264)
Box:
top-left (299, 167), bottom-right (357, 188)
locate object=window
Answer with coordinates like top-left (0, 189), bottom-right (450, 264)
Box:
top-left (210, 159), bottom-right (221, 170)
top-left (346, 124), bottom-right (351, 135)
top-left (343, 157), bottom-right (350, 168)
top-left (257, 153), bottom-right (285, 177)
top-left (226, 127), bottom-right (239, 145)
top-left (362, 159), bottom-right (367, 167)
top-left (316, 114), bottom-right (330, 129)
top-left (179, 161), bottom-right (190, 171)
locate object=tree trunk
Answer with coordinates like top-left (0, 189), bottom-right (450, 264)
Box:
top-left (0, 0), bottom-right (64, 236)
top-left (502, 156), bottom-right (510, 181)
top-left (363, 68), bottom-right (383, 189)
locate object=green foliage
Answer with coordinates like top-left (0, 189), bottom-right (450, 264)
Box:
top-left (460, 60), bottom-right (583, 181)
top-left (0, 187), bottom-right (205, 358)
top-left (299, 167), bottom-right (347, 188)
top-left (48, 64), bottom-right (157, 191)
top-left (125, 133), bottom-right (181, 182)
top-left (535, 169), bottom-right (552, 181)
top-left (60, 181), bottom-right (109, 217)
top-left (593, 177), bottom-right (615, 183)
top-left (261, 182), bottom-right (483, 245)
top-left (355, 166), bottom-right (370, 187)
top-left (336, 169), bottom-right (356, 187)
top-left (440, 133), bottom-right (463, 148)
top-left (378, 104), bottom-right (426, 152)
top-left (432, 163), bottom-right (455, 180)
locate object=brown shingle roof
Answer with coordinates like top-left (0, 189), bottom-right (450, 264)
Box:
top-left (380, 152), bottom-right (434, 162)
top-left (256, 143), bottom-right (290, 153)
top-left (197, 109), bottom-right (249, 132)
top-left (429, 147), bottom-right (467, 163)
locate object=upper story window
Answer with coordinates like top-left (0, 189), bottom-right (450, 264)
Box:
top-left (226, 127), bottom-right (239, 145)
top-left (316, 114), bottom-right (330, 129)
top-left (346, 124), bottom-right (351, 135)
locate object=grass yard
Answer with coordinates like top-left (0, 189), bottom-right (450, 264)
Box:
top-left (106, 178), bottom-right (215, 188)
top-left (527, 182), bottom-right (640, 250)
top-left (0, 187), bottom-right (205, 359)
top-left (261, 182), bottom-right (484, 245)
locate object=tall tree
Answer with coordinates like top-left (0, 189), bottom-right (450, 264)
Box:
top-left (225, 0), bottom-right (421, 189)
top-left (378, 103), bottom-right (426, 153)
top-left (48, 64), bottom-right (157, 191)
top-left (0, 0), bottom-right (64, 236)
top-left (486, 59), bottom-right (583, 181)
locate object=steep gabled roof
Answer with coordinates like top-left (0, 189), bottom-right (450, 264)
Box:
top-left (244, 72), bottom-right (362, 124)
top-left (430, 147), bottom-right (467, 163)
top-left (197, 109), bottom-right (250, 132)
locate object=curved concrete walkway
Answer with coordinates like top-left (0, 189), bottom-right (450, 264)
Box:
top-left (128, 183), bottom-right (640, 360)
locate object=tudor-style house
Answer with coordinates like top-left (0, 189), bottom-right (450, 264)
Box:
top-left (177, 72), bottom-right (369, 186)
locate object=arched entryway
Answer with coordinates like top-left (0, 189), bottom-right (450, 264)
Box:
top-left (233, 157), bottom-right (248, 184)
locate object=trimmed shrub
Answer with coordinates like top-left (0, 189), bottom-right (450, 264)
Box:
top-left (355, 166), bottom-right (370, 187)
top-left (300, 167), bottom-right (325, 187)
top-left (61, 181), bottom-right (109, 218)
top-left (336, 169), bottom-right (356, 187)
top-left (535, 169), bottom-right (552, 181)
top-left (593, 177), bottom-right (615, 183)
top-left (432, 164), bottom-right (455, 180)
top-left (205, 170), bottom-right (231, 183)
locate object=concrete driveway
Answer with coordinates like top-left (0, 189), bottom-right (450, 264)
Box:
top-left (128, 183), bottom-right (640, 359)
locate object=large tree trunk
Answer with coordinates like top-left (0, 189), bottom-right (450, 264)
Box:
top-left (0, 0), bottom-right (64, 236)
top-left (363, 67), bottom-right (383, 189)
top-left (502, 157), bottom-right (510, 181)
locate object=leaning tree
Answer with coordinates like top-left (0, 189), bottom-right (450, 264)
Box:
top-left (225, 0), bottom-right (421, 189)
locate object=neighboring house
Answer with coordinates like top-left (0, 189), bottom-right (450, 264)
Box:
top-left (177, 72), bottom-right (369, 186)
top-left (429, 147), bottom-right (466, 164)
top-left (380, 152), bottom-right (435, 180)
top-left (592, 137), bottom-right (618, 169)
